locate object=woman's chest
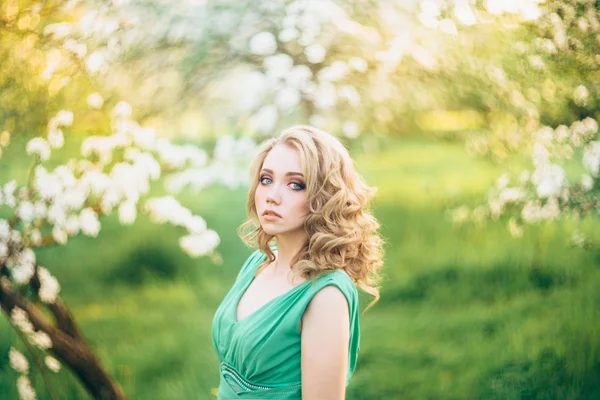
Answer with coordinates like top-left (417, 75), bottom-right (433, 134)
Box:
top-left (236, 271), bottom-right (305, 323)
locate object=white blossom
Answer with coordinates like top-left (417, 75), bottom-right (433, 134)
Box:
top-left (118, 201), bottom-right (137, 225)
top-left (583, 141), bottom-right (600, 176)
top-left (85, 52), bottom-right (105, 74)
top-left (555, 125), bottom-right (569, 142)
top-left (79, 208), bottom-right (100, 237)
top-left (274, 87), bottom-right (301, 111)
top-left (10, 248), bottom-right (36, 285)
top-left (528, 55), bottom-right (544, 70)
top-left (531, 164), bottom-right (565, 198)
top-left (535, 126), bottom-right (553, 145)
top-left (17, 202), bottom-right (35, 223)
top-left (454, 1), bottom-right (477, 25)
top-left (439, 18), bottom-right (458, 35)
top-left (154, 142), bottom-right (207, 169)
top-left (264, 54), bottom-right (293, 79)
top-left (38, 267), bottom-right (60, 304)
top-left (185, 215), bottom-right (207, 234)
top-left (16, 375), bottom-right (37, 400)
top-left (28, 229), bottom-right (42, 247)
top-left (521, 201), bottom-right (542, 223)
top-left (179, 230), bottom-right (220, 257)
top-left (0, 242), bottom-right (8, 258)
top-left (65, 215), bottom-right (81, 236)
top-left (43, 22), bottom-right (72, 39)
top-left (570, 119), bottom-right (597, 146)
top-left (144, 196), bottom-right (190, 225)
top-left (26, 138), bottom-right (51, 161)
top-left (12, 263), bottom-right (35, 284)
top-left (540, 197), bottom-right (560, 220)
top-left (532, 143), bottom-right (549, 166)
top-left (0, 219), bottom-right (10, 241)
top-left (10, 230), bottom-right (22, 246)
top-left (62, 39), bottom-right (87, 58)
top-left (131, 127), bottom-right (157, 151)
top-left (34, 166), bottom-right (63, 200)
top-left (249, 31), bottom-right (277, 55)
top-left (499, 188), bottom-right (525, 203)
top-left (52, 226), bottom-right (68, 245)
top-left (11, 307), bottom-right (34, 335)
top-left (129, 151), bottom-right (161, 181)
top-left (249, 105), bottom-right (278, 134)
top-left (286, 65), bottom-right (313, 89)
top-left (314, 83), bottom-right (337, 109)
top-left (61, 187), bottom-right (87, 210)
top-left (582, 174), bottom-right (594, 191)
top-left (31, 331), bottom-right (52, 350)
top-left (53, 110), bottom-right (74, 127)
top-left (339, 85), bottom-right (361, 106)
top-left (87, 92), bottom-right (104, 109)
top-left (80, 170), bottom-right (112, 196)
top-left (348, 57), bottom-right (368, 72)
top-left (112, 101), bottom-right (132, 119)
top-left (309, 115), bottom-right (327, 128)
top-left (304, 44), bottom-right (326, 63)
top-left (45, 356), bottom-right (61, 373)
top-left (33, 201), bottom-right (48, 220)
top-left (100, 187), bottom-right (121, 214)
top-left (317, 61), bottom-right (348, 82)
top-left (3, 180), bottom-right (17, 208)
top-left (342, 121), bottom-right (359, 138)
top-left (573, 85), bottom-right (589, 107)
top-left (496, 173), bottom-right (510, 189)
top-left (278, 27), bottom-right (298, 42)
top-left (48, 128), bottom-right (65, 149)
top-left (47, 203), bottom-right (67, 226)
top-left (54, 165), bottom-right (77, 188)
top-left (9, 348), bottom-right (29, 374)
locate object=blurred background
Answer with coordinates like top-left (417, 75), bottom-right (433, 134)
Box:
top-left (1, 0), bottom-right (600, 398)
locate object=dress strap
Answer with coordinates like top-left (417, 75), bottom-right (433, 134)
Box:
top-left (234, 249), bottom-right (263, 281)
top-left (235, 246), bottom-right (277, 282)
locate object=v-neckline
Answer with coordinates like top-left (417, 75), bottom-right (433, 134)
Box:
top-left (233, 250), bottom-right (311, 325)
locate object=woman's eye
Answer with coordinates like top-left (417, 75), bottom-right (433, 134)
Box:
top-left (259, 176), bottom-right (272, 185)
top-left (290, 182), bottom-right (306, 191)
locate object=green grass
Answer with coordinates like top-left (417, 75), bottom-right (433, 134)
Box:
top-left (1, 135), bottom-right (600, 399)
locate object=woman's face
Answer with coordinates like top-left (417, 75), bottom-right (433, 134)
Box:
top-left (255, 144), bottom-right (308, 237)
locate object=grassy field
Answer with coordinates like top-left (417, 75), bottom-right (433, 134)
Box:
top-left (1, 135), bottom-right (600, 399)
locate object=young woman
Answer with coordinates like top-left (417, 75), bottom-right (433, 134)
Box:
top-left (211, 125), bottom-right (384, 399)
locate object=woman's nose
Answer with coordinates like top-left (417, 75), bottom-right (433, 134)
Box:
top-left (266, 184), bottom-right (281, 204)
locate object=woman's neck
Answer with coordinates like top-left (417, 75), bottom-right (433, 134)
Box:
top-left (273, 233), bottom-right (307, 271)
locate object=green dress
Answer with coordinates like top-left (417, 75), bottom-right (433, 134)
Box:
top-left (211, 247), bottom-right (360, 399)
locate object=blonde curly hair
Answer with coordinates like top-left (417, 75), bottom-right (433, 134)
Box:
top-left (238, 125), bottom-right (385, 310)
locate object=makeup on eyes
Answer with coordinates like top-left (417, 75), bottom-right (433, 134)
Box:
top-left (259, 174), bottom-right (305, 190)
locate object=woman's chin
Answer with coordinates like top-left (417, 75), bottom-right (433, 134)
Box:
top-left (261, 226), bottom-right (280, 235)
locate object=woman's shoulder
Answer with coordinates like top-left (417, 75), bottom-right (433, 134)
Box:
top-left (310, 269), bottom-right (359, 306)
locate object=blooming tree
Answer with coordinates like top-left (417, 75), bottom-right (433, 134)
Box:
top-left (441, 0), bottom-right (600, 243)
top-left (0, 1), bottom-right (254, 399)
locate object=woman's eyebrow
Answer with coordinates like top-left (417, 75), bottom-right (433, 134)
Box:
top-left (260, 168), bottom-right (304, 177)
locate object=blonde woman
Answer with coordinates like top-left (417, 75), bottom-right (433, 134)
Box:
top-left (211, 125), bottom-right (384, 399)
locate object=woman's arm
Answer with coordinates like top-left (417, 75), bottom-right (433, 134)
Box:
top-left (301, 285), bottom-right (350, 400)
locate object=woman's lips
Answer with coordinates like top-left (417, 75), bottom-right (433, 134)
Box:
top-left (262, 210), bottom-right (282, 220)
top-left (262, 214), bottom-right (281, 221)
